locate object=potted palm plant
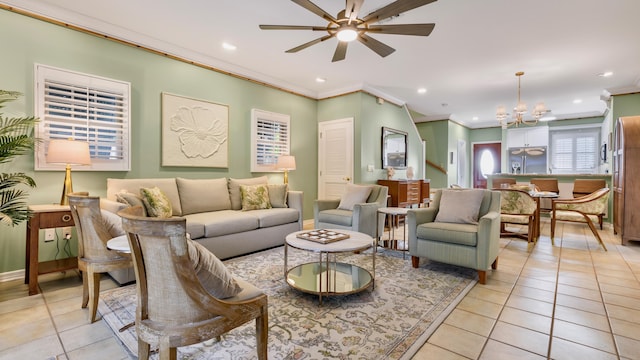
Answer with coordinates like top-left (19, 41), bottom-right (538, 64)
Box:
top-left (0, 90), bottom-right (38, 226)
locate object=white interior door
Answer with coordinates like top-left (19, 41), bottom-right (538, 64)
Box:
top-left (318, 118), bottom-right (354, 199)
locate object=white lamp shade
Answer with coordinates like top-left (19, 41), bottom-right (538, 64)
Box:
top-left (46, 139), bottom-right (91, 165)
top-left (276, 155), bottom-right (296, 170)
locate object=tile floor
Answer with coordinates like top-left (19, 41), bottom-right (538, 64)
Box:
top-left (1, 219), bottom-right (639, 359)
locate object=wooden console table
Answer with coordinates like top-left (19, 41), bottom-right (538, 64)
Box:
top-left (378, 179), bottom-right (430, 208)
top-left (25, 204), bottom-right (76, 295)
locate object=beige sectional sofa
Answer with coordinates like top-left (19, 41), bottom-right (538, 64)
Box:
top-left (102, 176), bottom-right (303, 283)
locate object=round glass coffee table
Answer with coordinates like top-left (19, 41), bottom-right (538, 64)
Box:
top-left (284, 229), bottom-right (375, 304)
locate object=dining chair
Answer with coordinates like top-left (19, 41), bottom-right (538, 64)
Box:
top-left (572, 179), bottom-right (606, 198)
top-left (68, 193), bottom-right (133, 323)
top-left (497, 189), bottom-right (538, 243)
top-left (550, 188), bottom-right (610, 251)
top-left (530, 178), bottom-right (559, 212)
top-left (118, 206), bottom-right (268, 360)
top-left (491, 177), bottom-right (516, 189)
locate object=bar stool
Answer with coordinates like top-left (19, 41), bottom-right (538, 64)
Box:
top-left (491, 177), bottom-right (516, 189)
top-left (572, 179), bottom-right (606, 198)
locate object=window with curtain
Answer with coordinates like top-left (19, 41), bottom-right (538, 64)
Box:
top-left (549, 126), bottom-right (600, 174)
top-left (250, 109), bottom-right (290, 172)
top-left (34, 64), bottom-right (131, 171)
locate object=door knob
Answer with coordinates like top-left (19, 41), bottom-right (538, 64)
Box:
top-left (344, 177), bottom-right (351, 181)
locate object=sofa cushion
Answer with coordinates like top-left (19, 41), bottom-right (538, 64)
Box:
top-left (183, 210), bottom-right (260, 238)
top-left (107, 178), bottom-right (182, 216)
top-left (187, 239), bottom-right (242, 298)
top-left (228, 176), bottom-right (268, 210)
top-left (317, 209), bottom-right (353, 227)
top-left (417, 222), bottom-right (479, 246)
top-left (240, 184), bottom-right (272, 211)
top-left (268, 184), bottom-right (288, 208)
top-left (177, 177), bottom-right (231, 215)
top-left (250, 208), bottom-right (300, 228)
top-left (435, 189), bottom-right (485, 224)
top-left (338, 184), bottom-right (372, 211)
top-left (115, 191), bottom-right (148, 217)
top-left (140, 187), bottom-right (173, 218)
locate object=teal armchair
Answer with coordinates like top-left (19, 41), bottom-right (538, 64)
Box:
top-left (407, 189), bottom-right (501, 284)
top-left (314, 184), bottom-right (388, 238)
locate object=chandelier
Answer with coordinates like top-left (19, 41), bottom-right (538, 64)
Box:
top-left (496, 71), bottom-right (547, 128)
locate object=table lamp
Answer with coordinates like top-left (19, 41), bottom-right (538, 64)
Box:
top-left (46, 139), bottom-right (91, 205)
top-left (276, 155), bottom-right (296, 184)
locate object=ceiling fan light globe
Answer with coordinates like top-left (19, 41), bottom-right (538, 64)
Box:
top-left (337, 28), bottom-right (358, 42)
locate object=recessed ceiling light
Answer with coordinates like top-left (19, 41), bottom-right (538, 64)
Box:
top-left (573, 99), bottom-right (583, 104)
top-left (472, 116), bottom-right (479, 121)
top-left (316, 77), bottom-right (326, 83)
top-left (598, 71), bottom-right (613, 77)
top-left (417, 88), bottom-right (427, 94)
top-left (222, 42), bottom-right (237, 50)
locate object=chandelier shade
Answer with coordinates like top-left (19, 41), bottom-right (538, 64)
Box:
top-left (497, 72), bottom-right (547, 128)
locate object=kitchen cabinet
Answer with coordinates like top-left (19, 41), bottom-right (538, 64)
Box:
top-left (613, 116), bottom-right (640, 245)
top-left (506, 126), bottom-right (549, 148)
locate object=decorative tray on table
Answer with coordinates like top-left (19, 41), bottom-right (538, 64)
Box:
top-left (296, 229), bottom-right (350, 244)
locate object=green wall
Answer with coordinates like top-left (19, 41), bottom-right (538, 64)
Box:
top-left (0, 9), bottom-right (420, 274)
top-left (415, 120), bottom-right (449, 188)
top-left (612, 93), bottom-right (640, 120)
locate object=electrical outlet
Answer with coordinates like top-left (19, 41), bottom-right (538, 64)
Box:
top-left (62, 227), bottom-right (73, 239)
top-left (44, 229), bottom-right (55, 242)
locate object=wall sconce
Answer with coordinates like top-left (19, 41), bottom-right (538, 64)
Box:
top-left (276, 155), bottom-right (296, 184)
top-left (46, 139), bottom-right (91, 205)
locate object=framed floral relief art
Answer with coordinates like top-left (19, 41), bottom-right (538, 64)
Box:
top-left (161, 92), bottom-right (229, 167)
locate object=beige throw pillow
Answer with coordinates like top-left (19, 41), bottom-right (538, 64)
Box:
top-left (140, 187), bottom-right (173, 218)
top-left (115, 191), bottom-right (148, 217)
top-left (435, 189), bottom-right (485, 224)
top-left (268, 184), bottom-right (288, 208)
top-left (187, 240), bottom-right (242, 299)
top-left (338, 184), bottom-right (373, 211)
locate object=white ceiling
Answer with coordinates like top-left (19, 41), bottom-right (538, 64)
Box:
top-left (6, 0), bottom-right (640, 128)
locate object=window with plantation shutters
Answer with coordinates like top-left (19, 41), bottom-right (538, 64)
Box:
top-left (549, 125), bottom-right (599, 174)
top-left (34, 64), bottom-right (131, 171)
top-left (251, 109), bottom-right (290, 172)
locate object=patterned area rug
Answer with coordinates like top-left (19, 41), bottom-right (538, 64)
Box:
top-left (98, 246), bottom-right (476, 359)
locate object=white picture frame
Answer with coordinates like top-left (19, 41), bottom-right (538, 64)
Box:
top-left (161, 92), bottom-right (229, 167)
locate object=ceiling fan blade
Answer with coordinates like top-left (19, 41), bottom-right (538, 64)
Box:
top-left (285, 34), bottom-right (334, 53)
top-left (357, 34), bottom-right (395, 58)
top-left (366, 23), bottom-right (435, 36)
top-left (291, 0), bottom-right (338, 24)
top-left (345, 0), bottom-right (364, 24)
top-left (332, 41), bottom-right (348, 62)
top-left (362, 0), bottom-right (437, 24)
top-left (260, 25), bottom-right (328, 31)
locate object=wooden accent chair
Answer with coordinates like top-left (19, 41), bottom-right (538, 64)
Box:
top-left (551, 188), bottom-right (610, 251)
top-left (497, 189), bottom-right (538, 243)
top-left (118, 206), bottom-right (268, 360)
top-left (573, 179), bottom-right (606, 198)
top-left (491, 177), bottom-right (516, 189)
top-left (68, 193), bottom-right (133, 323)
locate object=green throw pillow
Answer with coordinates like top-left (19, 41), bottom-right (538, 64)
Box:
top-left (240, 184), bottom-right (271, 211)
top-left (140, 186), bottom-right (172, 218)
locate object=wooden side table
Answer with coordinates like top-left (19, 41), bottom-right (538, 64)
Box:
top-left (25, 204), bottom-right (76, 295)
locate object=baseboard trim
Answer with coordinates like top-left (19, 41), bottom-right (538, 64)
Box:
top-left (0, 269), bottom-right (25, 283)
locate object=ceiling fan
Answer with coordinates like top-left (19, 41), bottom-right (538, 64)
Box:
top-left (259, 0), bottom-right (437, 62)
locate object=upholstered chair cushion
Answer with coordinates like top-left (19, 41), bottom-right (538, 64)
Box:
top-left (187, 239), bottom-right (242, 299)
top-left (434, 189), bottom-right (485, 224)
top-left (228, 176), bottom-right (268, 210)
top-left (268, 184), bottom-right (289, 208)
top-left (240, 184), bottom-right (272, 211)
top-left (177, 177), bottom-right (231, 215)
top-left (99, 209), bottom-right (126, 238)
top-left (140, 186), bottom-right (173, 218)
top-left (338, 184), bottom-right (373, 211)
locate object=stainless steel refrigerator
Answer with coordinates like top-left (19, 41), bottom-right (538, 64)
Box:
top-left (508, 147), bottom-right (547, 174)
